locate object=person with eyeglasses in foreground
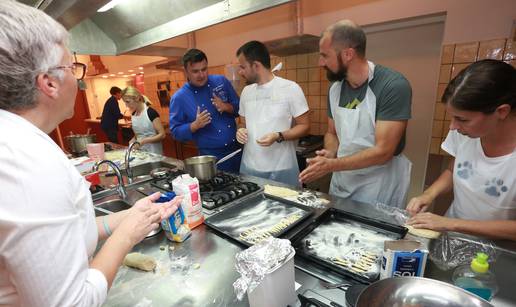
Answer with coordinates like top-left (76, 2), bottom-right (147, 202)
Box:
top-left (407, 60), bottom-right (516, 241)
top-left (0, 2), bottom-right (181, 306)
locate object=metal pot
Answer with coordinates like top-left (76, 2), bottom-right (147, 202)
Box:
top-left (65, 134), bottom-right (96, 154)
top-left (183, 149), bottom-right (242, 181)
top-left (184, 155), bottom-right (217, 181)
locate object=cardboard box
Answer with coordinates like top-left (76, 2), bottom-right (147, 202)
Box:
top-left (381, 240), bottom-right (428, 279)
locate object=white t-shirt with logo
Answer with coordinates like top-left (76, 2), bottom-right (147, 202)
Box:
top-left (442, 130), bottom-right (516, 220)
top-left (239, 76), bottom-right (308, 172)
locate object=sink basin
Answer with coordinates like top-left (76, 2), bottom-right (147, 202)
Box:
top-left (94, 199), bottom-right (131, 216)
top-left (92, 182), bottom-right (166, 238)
top-left (93, 186), bottom-right (164, 238)
top-left (104, 161), bottom-right (177, 178)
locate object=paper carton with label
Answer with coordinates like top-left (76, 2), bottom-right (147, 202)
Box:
top-left (381, 240), bottom-right (428, 279)
top-left (172, 174), bottom-right (204, 229)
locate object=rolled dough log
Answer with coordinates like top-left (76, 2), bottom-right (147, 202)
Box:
top-left (405, 225), bottom-right (441, 239)
top-left (264, 185), bottom-right (298, 197)
top-left (123, 252), bottom-right (157, 271)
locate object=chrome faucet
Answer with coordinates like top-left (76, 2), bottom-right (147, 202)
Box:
top-left (94, 160), bottom-right (127, 199)
top-left (125, 141), bottom-right (140, 184)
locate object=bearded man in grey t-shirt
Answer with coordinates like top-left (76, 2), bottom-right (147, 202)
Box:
top-left (299, 19), bottom-right (412, 208)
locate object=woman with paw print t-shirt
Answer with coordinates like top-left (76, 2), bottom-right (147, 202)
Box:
top-left (406, 60), bottom-right (516, 241)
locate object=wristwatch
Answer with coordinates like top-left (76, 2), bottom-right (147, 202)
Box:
top-left (276, 132), bottom-right (285, 143)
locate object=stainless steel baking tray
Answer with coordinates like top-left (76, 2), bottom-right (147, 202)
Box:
top-left (204, 193), bottom-right (313, 246)
top-left (292, 208), bottom-right (407, 284)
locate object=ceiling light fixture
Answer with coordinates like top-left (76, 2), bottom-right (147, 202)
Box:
top-left (97, 0), bottom-right (125, 12)
top-left (138, 67), bottom-right (143, 70)
top-left (128, 69), bottom-right (134, 72)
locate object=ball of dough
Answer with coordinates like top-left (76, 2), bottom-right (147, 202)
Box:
top-left (123, 252), bottom-right (157, 271)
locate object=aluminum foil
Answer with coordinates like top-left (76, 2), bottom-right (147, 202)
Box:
top-left (233, 237), bottom-right (294, 300)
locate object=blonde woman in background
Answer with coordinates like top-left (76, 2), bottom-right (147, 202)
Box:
top-left (122, 86), bottom-right (165, 154)
top-left (143, 95), bottom-right (152, 106)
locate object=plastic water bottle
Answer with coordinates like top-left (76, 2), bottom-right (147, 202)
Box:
top-left (452, 252), bottom-right (498, 301)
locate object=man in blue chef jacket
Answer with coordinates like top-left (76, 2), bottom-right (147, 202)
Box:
top-left (169, 49), bottom-right (241, 173)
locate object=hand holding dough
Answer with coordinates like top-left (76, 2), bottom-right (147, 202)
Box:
top-left (405, 225), bottom-right (441, 239)
top-left (123, 252), bottom-right (157, 271)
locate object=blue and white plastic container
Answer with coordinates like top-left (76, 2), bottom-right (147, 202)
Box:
top-left (155, 192), bottom-right (191, 242)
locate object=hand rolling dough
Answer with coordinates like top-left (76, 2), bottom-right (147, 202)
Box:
top-left (405, 225), bottom-right (441, 239)
top-left (123, 252), bottom-right (157, 271)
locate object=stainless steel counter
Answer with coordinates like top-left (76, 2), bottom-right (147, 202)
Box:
top-left (104, 226), bottom-right (248, 306)
top-left (100, 174), bottom-right (516, 307)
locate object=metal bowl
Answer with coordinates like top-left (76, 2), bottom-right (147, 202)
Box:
top-left (356, 277), bottom-right (493, 307)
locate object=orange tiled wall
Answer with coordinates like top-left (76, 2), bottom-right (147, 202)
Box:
top-left (430, 38), bottom-right (516, 155)
top-left (142, 71), bottom-right (186, 123)
top-left (270, 53), bottom-right (329, 136)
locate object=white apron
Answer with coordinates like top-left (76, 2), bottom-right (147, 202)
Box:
top-left (329, 61), bottom-right (411, 208)
top-left (240, 78), bottom-right (299, 186)
top-left (131, 105), bottom-right (163, 155)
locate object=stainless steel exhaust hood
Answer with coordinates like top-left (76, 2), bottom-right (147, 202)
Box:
top-left (22, 0), bottom-right (296, 56)
top-left (263, 1), bottom-right (319, 56)
top-left (265, 34), bottom-right (319, 57)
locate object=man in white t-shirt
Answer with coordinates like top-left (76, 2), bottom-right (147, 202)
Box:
top-left (235, 41), bottom-right (310, 187)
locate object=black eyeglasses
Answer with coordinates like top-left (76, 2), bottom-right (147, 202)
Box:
top-left (50, 62), bottom-right (87, 80)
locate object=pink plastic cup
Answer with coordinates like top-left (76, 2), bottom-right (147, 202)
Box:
top-left (87, 143), bottom-right (105, 161)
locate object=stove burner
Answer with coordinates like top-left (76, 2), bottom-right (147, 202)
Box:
top-left (151, 171), bottom-right (260, 210)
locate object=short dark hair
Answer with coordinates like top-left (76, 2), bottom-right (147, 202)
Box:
top-left (236, 40), bottom-right (271, 69)
top-left (326, 20), bottom-right (366, 58)
top-left (442, 59), bottom-right (516, 114)
top-left (110, 86), bottom-right (122, 95)
top-left (182, 48), bottom-right (208, 69)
